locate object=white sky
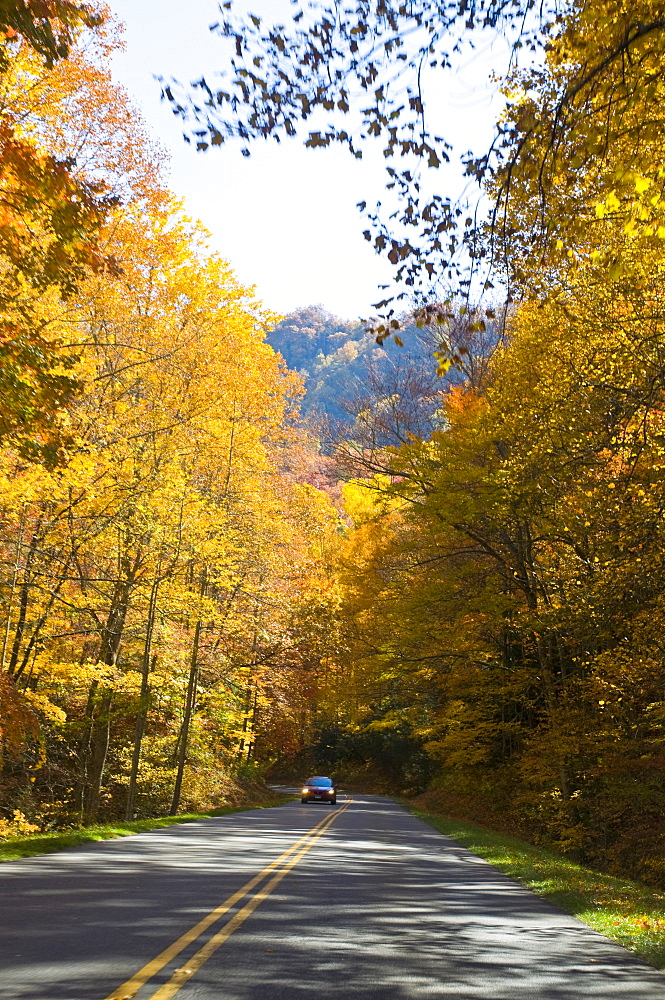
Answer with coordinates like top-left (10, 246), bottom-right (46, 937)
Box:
top-left (109, 0), bottom-right (507, 320)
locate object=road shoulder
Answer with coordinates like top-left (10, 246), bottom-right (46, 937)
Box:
top-left (407, 804), bottom-right (665, 969)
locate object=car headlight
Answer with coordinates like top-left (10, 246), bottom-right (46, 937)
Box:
top-left (301, 788), bottom-right (308, 794)
top-left (328, 789), bottom-right (335, 794)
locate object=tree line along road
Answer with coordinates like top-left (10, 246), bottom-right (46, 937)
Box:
top-left (0, 794), bottom-right (663, 999)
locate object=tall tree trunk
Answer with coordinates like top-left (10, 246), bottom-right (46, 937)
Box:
top-left (82, 689), bottom-right (113, 821)
top-left (246, 684), bottom-right (258, 761)
top-left (125, 577), bottom-right (159, 820)
top-left (77, 679), bottom-right (98, 815)
top-left (6, 515), bottom-right (43, 677)
top-left (170, 619), bottom-right (201, 815)
top-left (237, 677), bottom-right (253, 759)
top-left (1, 505), bottom-right (26, 670)
top-left (170, 569), bottom-right (207, 815)
top-left (237, 629), bottom-right (258, 759)
top-left (82, 570), bottom-right (132, 823)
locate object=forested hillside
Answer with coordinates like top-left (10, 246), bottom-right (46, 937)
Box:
top-left (267, 306), bottom-right (438, 423)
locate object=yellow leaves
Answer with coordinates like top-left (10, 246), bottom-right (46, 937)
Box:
top-left (595, 190), bottom-right (621, 220)
top-left (342, 476), bottom-right (403, 526)
top-left (22, 690), bottom-right (66, 725)
top-left (43, 660), bottom-right (128, 693)
top-left (0, 4), bottom-right (356, 820)
top-left (0, 810), bottom-right (40, 837)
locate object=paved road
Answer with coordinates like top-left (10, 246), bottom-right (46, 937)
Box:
top-left (1, 793), bottom-right (664, 1000)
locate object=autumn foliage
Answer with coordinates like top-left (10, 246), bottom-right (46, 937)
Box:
top-left (5, 0), bottom-right (665, 899)
top-left (312, 2), bottom-right (665, 888)
top-left (0, 7), bottom-right (342, 825)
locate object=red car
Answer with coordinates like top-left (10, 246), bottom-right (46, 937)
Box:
top-left (301, 776), bottom-right (337, 804)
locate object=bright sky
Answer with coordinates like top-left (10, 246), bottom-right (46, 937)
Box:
top-left (109, 0), bottom-right (506, 321)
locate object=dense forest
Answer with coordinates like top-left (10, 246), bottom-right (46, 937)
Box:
top-left (3, 0), bottom-right (665, 895)
top-left (0, 7), bottom-right (343, 830)
top-left (267, 307), bottom-right (445, 424)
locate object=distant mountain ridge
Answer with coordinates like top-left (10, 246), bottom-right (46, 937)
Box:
top-left (267, 305), bottom-right (435, 422)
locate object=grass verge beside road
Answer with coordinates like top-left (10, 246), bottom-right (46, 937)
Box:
top-left (0, 794), bottom-right (293, 863)
top-left (408, 805), bottom-right (665, 970)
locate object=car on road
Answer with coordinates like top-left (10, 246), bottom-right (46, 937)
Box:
top-left (301, 776), bottom-right (337, 804)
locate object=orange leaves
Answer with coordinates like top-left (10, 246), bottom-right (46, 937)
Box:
top-left (444, 384), bottom-right (484, 418)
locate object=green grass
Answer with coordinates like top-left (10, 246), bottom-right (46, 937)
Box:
top-left (406, 806), bottom-right (665, 969)
top-left (0, 794), bottom-right (294, 863)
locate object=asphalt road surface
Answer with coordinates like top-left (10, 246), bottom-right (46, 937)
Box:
top-left (1, 793), bottom-right (664, 1000)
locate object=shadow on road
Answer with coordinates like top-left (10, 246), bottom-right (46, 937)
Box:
top-left (0, 796), bottom-right (663, 999)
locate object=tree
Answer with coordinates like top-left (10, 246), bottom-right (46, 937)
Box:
top-left (0, 2), bottom-right (120, 460)
top-left (0, 169), bottom-right (348, 824)
top-left (164, 2), bottom-right (665, 333)
top-left (483, 2), bottom-right (665, 306)
top-left (163, 1), bottom-right (558, 312)
top-left (324, 234), bottom-right (665, 878)
top-left (0, 0), bottom-right (101, 70)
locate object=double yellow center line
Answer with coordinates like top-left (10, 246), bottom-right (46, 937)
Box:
top-left (105, 799), bottom-right (351, 1000)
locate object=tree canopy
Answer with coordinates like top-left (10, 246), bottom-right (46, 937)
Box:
top-left (164, 1), bottom-right (665, 328)
top-left (0, 1), bottom-right (118, 460)
top-left (7, 0), bottom-right (665, 897)
top-left (0, 7), bottom-right (344, 827)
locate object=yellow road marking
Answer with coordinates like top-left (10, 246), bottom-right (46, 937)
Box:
top-left (104, 801), bottom-right (349, 1000)
top-left (145, 800), bottom-right (351, 1000)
